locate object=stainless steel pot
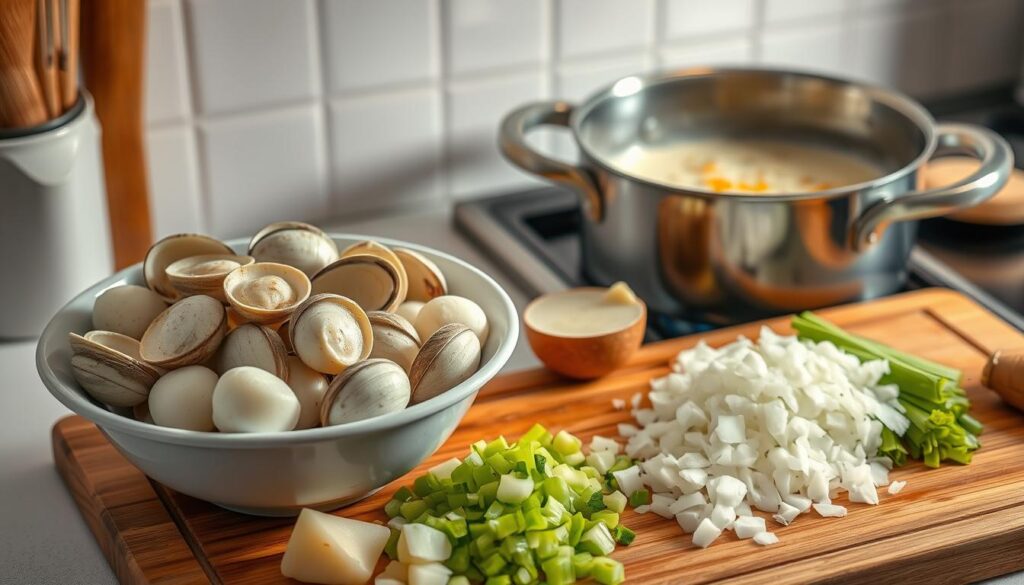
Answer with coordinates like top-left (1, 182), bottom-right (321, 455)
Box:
top-left (500, 68), bottom-right (1013, 323)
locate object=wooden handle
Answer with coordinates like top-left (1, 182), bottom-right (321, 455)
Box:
top-left (59, 0), bottom-right (79, 110)
top-left (982, 350), bottom-right (1024, 412)
top-left (81, 0), bottom-right (151, 268)
top-left (0, 0), bottom-right (48, 128)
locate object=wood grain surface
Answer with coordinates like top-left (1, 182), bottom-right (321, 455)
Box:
top-left (52, 289), bottom-right (1024, 584)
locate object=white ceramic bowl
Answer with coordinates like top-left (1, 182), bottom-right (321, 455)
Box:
top-left (36, 235), bottom-right (518, 516)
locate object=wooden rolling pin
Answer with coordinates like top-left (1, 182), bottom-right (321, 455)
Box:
top-left (982, 350), bottom-right (1024, 412)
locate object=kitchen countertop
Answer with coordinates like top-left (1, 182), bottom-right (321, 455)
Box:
top-left (1, 209), bottom-right (1020, 585)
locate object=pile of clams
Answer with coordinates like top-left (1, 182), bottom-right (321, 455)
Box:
top-left (70, 222), bottom-right (489, 433)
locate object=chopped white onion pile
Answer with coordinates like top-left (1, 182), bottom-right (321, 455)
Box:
top-left (614, 327), bottom-right (908, 547)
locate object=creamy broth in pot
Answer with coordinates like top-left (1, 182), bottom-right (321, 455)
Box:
top-left (609, 138), bottom-right (883, 194)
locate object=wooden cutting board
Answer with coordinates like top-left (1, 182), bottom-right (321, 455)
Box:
top-left (52, 289), bottom-right (1024, 585)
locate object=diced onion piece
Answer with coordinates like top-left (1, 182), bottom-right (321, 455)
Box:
top-left (715, 415), bottom-right (746, 443)
top-left (590, 435), bottom-right (622, 454)
top-left (428, 458), bottom-right (461, 481)
top-left (612, 398), bottom-right (626, 410)
top-left (887, 480), bottom-right (906, 495)
top-left (587, 450), bottom-right (616, 475)
top-left (753, 531), bottom-right (779, 546)
top-left (709, 505), bottom-right (736, 530)
top-left (650, 494), bottom-right (675, 519)
top-left (733, 516), bottom-right (767, 539)
top-left (375, 560), bottom-right (408, 585)
top-left (398, 524), bottom-right (451, 564)
top-left (281, 508), bottom-right (391, 585)
top-left (773, 502), bottom-right (800, 526)
top-left (812, 503), bottom-right (848, 518)
top-left (692, 518), bottom-right (723, 548)
top-left (612, 465), bottom-right (643, 497)
top-left (407, 562), bottom-right (452, 585)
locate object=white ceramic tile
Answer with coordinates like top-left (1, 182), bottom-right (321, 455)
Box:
top-left (444, 0), bottom-right (546, 76)
top-left (945, 0), bottom-right (1024, 92)
top-left (199, 106), bottom-right (328, 238)
top-left (327, 89), bottom-right (443, 212)
top-left (557, 0), bottom-right (652, 59)
top-left (146, 0), bottom-right (191, 124)
top-left (660, 36), bottom-right (754, 69)
top-left (446, 73), bottom-right (547, 198)
top-left (147, 126), bottom-right (204, 237)
top-left (662, 0), bottom-right (756, 41)
top-left (760, 23), bottom-right (848, 75)
top-left (321, 0), bottom-right (439, 93)
top-left (764, 0), bottom-right (847, 24)
top-left (185, 0), bottom-right (319, 115)
top-left (851, 9), bottom-right (944, 97)
top-left (557, 54), bottom-right (650, 101)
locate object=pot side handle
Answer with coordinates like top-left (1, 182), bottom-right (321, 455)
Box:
top-left (851, 123), bottom-right (1014, 251)
top-left (499, 101), bottom-right (604, 221)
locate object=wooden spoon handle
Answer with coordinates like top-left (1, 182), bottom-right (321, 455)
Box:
top-left (982, 350), bottom-right (1024, 412)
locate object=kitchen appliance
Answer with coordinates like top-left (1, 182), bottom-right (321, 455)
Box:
top-left (500, 68), bottom-right (1013, 323)
top-left (0, 92), bottom-right (112, 339)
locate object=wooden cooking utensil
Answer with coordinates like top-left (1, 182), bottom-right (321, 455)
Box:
top-left (982, 349), bottom-right (1024, 412)
top-left (58, 0), bottom-right (79, 110)
top-left (0, 0), bottom-right (48, 128)
top-left (81, 0), bottom-right (151, 268)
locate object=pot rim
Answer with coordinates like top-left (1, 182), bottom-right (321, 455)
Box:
top-left (569, 66), bottom-right (939, 202)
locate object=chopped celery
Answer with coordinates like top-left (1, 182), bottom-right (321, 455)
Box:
top-left (384, 528), bottom-right (400, 560)
top-left (567, 513), bottom-right (585, 547)
top-left (485, 576), bottom-right (512, 585)
top-left (614, 525), bottom-right (635, 545)
top-left (446, 546), bottom-right (471, 573)
top-left (573, 552), bottom-right (594, 578)
top-left (479, 552), bottom-right (507, 576)
top-left (384, 498), bottom-right (402, 518)
top-left (628, 489), bottom-right (650, 507)
top-left (591, 510), bottom-right (619, 530)
top-left (449, 577), bottom-right (470, 585)
top-left (497, 474), bottom-right (534, 504)
top-left (579, 523), bottom-right (616, 556)
top-left (591, 557), bottom-right (625, 585)
top-left (552, 430), bottom-right (583, 456)
top-left (541, 554), bottom-right (575, 585)
top-left (603, 491), bottom-right (627, 513)
top-left (393, 486), bottom-right (414, 502)
top-left (400, 499), bottom-right (428, 521)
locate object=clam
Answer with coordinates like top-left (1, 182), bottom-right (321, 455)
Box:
top-left (92, 285), bottom-right (168, 339)
top-left (311, 254), bottom-right (402, 312)
top-left (414, 295), bottom-right (489, 347)
top-left (409, 323), bottom-right (481, 405)
top-left (289, 293), bottom-right (373, 375)
top-left (248, 221), bottom-right (339, 277)
top-left (286, 356), bottom-right (329, 430)
top-left (320, 359), bottom-right (411, 426)
top-left (144, 234), bottom-right (233, 301)
top-left (396, 300), bottom-right (425, 324)
top-left (277, 320), bottom-right (294, 353)
top-left (214, 323), bottom-right (289, 380)
top-left (140, 295), bottom-right (227, 368)
top-left (212, 366), bottom-right (300, 433)
top-left (223, 262), bottom-right (311, 325)
top-left (165, 254), bottom-right (254, 301)
top-left (148, 365), bottom-right (218, 431)
top-left (69, 330), bottom-right (162, 407)
top-left (341, 240), bottom-right (409, 306)
top-left (395, 248), bottom-right (447, 301)
top-left (367, 311), bottom-right (420, 374)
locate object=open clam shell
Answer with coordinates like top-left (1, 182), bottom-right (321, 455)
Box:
top-left (248, 221), bottom-right (339, 278)
top-left (395, 247), bottom-right (447, 302)
top-left (214, 323), bottom-right (289, 381)
top-left (165, 254), bottom-right (255, 302)
top-left (140, 295), bottom-right (228, 368)
top-left (144, 234), bottom-right (233, 301)
top-left (288, 293), bottom-right (373, 375)
top-left (409, 323), bottom-right (481, 405)
top-left (311, 254), bottom-right (402, 312)
top-left (69, 330), bottom-right (163, 407)
top-left (341, 241), bottom-right (409, 307)
top-left (367, 311), bottom-right (420, 374)
top-left (222, 262), bottom-right (311, 325)
top-left (319, 359), bottom-right (411, 426)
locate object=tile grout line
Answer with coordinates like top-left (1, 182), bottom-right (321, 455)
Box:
top-left (310, 0), bottom-right (333, 218)
top-left (176, 0), bottom-right (213, 235)
top-left (438, 0), bottom-right (455, 206)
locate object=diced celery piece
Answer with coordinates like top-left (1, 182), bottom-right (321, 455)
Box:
top-left (567, 513), bottom-right (585, 547)
top-left (474, 465), bottom-right (500, 487)
top-left (603, 491), bottom-right (627, 513)
top-left (591, 557), bottom-right (625, 585)
top-left (484, 501), bottom-right (505, 520)
top-left (479, 552), bottom-right (508, 576)
top-left (474, 533), bottom-right (498, 557)
top-left (591, 510), bottom-right (620, 530)
top-left (487, 453), bottom-right (513, 475)
top-left (449, 576), bottom-right (471, 585)
top-left (563, 451), bottom-right (586, 466)
top-left (479, 481), bottom-right (500, 507)
top-left (512, 566), bottom-right (534, 585)
top-left (544, 476), bottom-right (572, 507)
top-left (520, 423), bottom-right (549, 445)
top-left (541, 553), bottom-right (575, 585)
top-left (524, 507), bottom-right (547, 531)
top-left (552, 430), bottom-right (583, 456)
top-left (447, 493), bottom-right (469, 509)
top-left (522, 492), bottom-right (543, 512)
top-left (551, 464), bottom-right (588, 490)
top-left (451, 462), bottom-right (478, 488)
top-left (446, 545), bottom-right (471, 573)
top-left (400, 499), bottom-right (428, 521)
top-left (497, 474), bottom-right (534, 504)
top-left (501, 534), bottom-right (529, 558)
top-left (573, 552), bottom-right (595, 578)
top-left (614, 525), bottom-right (635, 546)
top-left (484, 576), bottom-right (512, 585)
top-left (393, 486), bottom-right (414, 502)
top-left (489, 511), bottom-right (526, 539)
top-left (628, 489), bottom-right (650, 507)
top-left (542, 494), bottom-right (569, 527)
top-left (384, 498), bottom-right (402, 518)
top-left (384, 528), bottom-right (400, 560)
top-left (483, 436), bottom-right (510, 457)
top-left (607, 456), bottom-right (633, 474)
top-left (414, 473), bottom-right (442, 497)
top-left (579, 522), bottom-right (616, 556)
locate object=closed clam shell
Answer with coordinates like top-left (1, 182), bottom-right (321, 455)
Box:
top-left (396, 300), bottom-right (425, 324)
top-left (395, 248), bottom-right (447, 302)
top-left (223, 262), bottom-right (311, 325)
top-left (248, 221), bottom-right (339, 277)
top-left (92, 285), bottom-right (168, 339)
top-left (311, 254), bottom-right (402, 312)
top-left (409, 323), bottom-right (481, 405)
top-left (140, 295), bottom-right (227, 368)
top-left (214, 323), bottom-right (289, 381)
top-left (148, 365), bottom-right (219, 431)
top-left (286, 356), bottom-right (329, 430)
top-left (144, 234), bottom-right (233, 301)
top-left (69, 330), bottom-right (162, 407)
top-left (320, 359), bottom-right (411, 426)
top-left (289, 293), bottom-right (373, 375)
top-left (341, 241), bottom-right (408, 307)
top-left (367, 311), bottom-right (420, 374)
top-left (414, 295), bottom-right (489, 346)
top-left (165, 254), bottom-right (254, 302)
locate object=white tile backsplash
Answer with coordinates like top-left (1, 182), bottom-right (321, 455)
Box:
top-left (146, 126), bottom-right (204, 237)
top-left (141, 0), bottom-right (1021, 230)
top-left (185, 0), bottom-right (320, 114)
top-left (321, 0), bottom-right (439, 93)
top-left (557, 0), bottom-right (652, 60)
top-left (328, 89), bottom-right (443, 212)
top-left (145, 0), bottom-right (191, 124)
top-left (662, 0), bottom-right (756, 41)
top-left (199, 106), bottom-right (328, 237)
top-left (444, 0), bottom-right (547, 77)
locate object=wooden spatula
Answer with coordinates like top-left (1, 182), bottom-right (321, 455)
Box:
top-left (982, 350), bottom-right (1024, 412)
top-left (0, 0), bottom-right (48, 128)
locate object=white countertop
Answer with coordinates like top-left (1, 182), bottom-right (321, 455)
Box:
top-left (1, 209), bottom-right (1021, 585)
